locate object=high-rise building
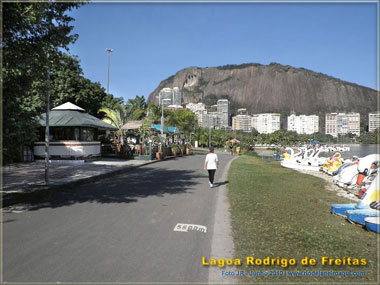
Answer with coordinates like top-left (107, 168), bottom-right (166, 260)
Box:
top-left (186, 102), bottom-right (206, 113)
top-left (208, 111), bottom-right (221, 129)
top-left (368, 112), bottom-right (380, 132)
top-left (197, 110), bottom-right (208, 127)
top-left (201, 112), bottom-right (220, 129)
top-left (252, 113), bottom-right (280, 134)
top-left (172, 87), bottom-right (182, 106)
top-left (217, 99), bottom-right (230, 128)
top-left (287, 114), bottom-right (319, 134)
top-left (325, 112), bottom-right (360, 137)
top-left (158, 88), bottom-right (173, 106)
top-left (337, 113), bottom-right (348, 136)
top-left (325, 113), bottom-right (338, 137)
top-left (158, 87), bottom-right (182, 107)
top-left (346, 112), bottom-right (360, 137)
top-left (232, 109), bottom-right (252, 132)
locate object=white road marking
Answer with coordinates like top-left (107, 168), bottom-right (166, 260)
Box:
top-left (173, 223), bottom-right (207, 233)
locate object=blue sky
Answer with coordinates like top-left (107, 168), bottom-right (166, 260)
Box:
top-left (68, 2), bottom-right (378, 102)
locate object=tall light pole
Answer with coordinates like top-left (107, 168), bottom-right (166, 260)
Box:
top-left (209, 116), bottom-right (212, 147)
top-left (161, 98), bottom-right (170, 135)
top-left (105, 48), bottom-right (113, 96)
top-left (45, 62), bottom-right (51, 185)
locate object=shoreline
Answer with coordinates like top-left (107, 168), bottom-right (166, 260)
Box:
top-left (294, 169), bottom-right (359, 202)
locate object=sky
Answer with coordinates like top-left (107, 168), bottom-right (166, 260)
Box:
top-left (67, 1), bottom-right (378, 102)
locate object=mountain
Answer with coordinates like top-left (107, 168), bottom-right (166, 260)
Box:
top-left (147, 63), bottom-right (378, 127)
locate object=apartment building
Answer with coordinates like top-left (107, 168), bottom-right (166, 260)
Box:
top-left (186, 102), bottom-right (206, 113)
top-left (325, 112), bottom-right (360, 137)
top-left (200, 112), bottom-right (221, 129)
top-left (325, 113), bottom-right (338, 137)
top-left (232, 109), bottom-right (252, 132)
top-left (369, 112), bottom-right (380, 132)
top-left (158, 87), bottom-right (182, 107)
top-left (252, 113), bottom-right (281, 134)
top-left (217, 99), bottom-right (230, 128)
top-left (287, 114), bottom-right (319, 134)
top-left (346, 113), bottom-right (360, 137)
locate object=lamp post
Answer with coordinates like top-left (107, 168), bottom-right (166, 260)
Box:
top-left (209, 116), bottom-right (212, 147)
top-left (161, 98), bottom-right (170, 135)
top-left (105, 48), bottom-right (113, 96)
top-left (45, 63), bottom-right (51, 185)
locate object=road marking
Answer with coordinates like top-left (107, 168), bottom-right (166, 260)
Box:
top-left (174, 223), bottom-right (207, 233)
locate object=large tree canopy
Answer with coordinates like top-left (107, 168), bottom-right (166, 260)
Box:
top-left (3, 2), bottom-right (83, 163)
top-left (3, 2), bottom-right (123, 163)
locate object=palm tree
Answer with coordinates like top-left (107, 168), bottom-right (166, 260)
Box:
top-left (126, 95), bottom-right (147, 120)
top-left (98, 104), bottom-right (128, 152)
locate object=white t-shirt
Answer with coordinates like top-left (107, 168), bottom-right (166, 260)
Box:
top-left (205, 153), bottom-right (219, 170)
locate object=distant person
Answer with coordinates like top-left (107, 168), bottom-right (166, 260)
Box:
top-left (229, 145), bottom-right (233, 156)
top-left (236, 146), bottom-right (241, 156)
top-left (204, 146), bottom-right (219, 188)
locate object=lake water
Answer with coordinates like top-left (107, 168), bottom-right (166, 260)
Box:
top-left (340, 144), bottom-right (378, 159)
top-left (254, 144), bottom-right (378, 159)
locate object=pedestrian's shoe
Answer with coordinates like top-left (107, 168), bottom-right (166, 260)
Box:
top-left (209, 181), bottom-right (212, 187)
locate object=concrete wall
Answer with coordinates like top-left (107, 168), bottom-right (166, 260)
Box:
top-left (34, 141), bottom-right (101, 158)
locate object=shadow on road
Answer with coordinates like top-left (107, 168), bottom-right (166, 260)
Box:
top-left (212, 180), bottom-right (229, 188)
top-left (20, 166), bottom-right (202, 211)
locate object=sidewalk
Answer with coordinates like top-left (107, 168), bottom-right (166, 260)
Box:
top-left (1, 158), bottom-right (161, 206)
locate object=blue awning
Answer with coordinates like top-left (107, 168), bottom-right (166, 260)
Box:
top-left (152, 124), bottom-right (170, 133)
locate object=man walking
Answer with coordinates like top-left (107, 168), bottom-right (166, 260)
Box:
top-left (204, 146), bottom-right (219, 188)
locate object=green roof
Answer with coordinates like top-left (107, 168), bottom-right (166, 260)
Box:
top-left (38, 110), bottom-right (118, 131)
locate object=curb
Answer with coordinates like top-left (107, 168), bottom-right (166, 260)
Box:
top-left (208, 155), bottom-right (239, 284)
top-left (2, 156), bottom-right (181, 207)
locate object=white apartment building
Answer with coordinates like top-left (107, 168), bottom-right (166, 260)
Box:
top-left (252, 113), bottom-right (281, 134)
top-left (369, 112), bottom-right (380, 132)
top-left (186, 102), bottom-right (206, 113)
top-left (287, 114), bottom-right (319, 134)
top-left (197, 110), bottom-right (208, 127)
top-left (172, 87), bottom-right (182, 106)
top-left (217, 99), bottom-right (230, 128)
top-left (232, 116), bottom-right (252, 132)
top-left (232, 109), bottom-right (252, 132)
top-left (158, 87), bottom-right (182, 107)
top-left (345, 112), bottom-right (360, 137)
top-left (201, 112), bottom-right (220, 129)
top-left (325, 112), bottom-right (360, 137)
top-left (325, 113), bottom-right (338, 137)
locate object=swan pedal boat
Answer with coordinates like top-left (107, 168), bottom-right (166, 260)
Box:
top-left (346, 209), bottom-right (379, 225)
top-left (364, 217), bottom-right (380, 233)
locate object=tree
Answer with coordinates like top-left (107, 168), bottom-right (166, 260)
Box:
top-left (166, 109), bottom-right (197, 136)
top-left (125, 95), bottom-right (147, 120)
top-left (145, 103), bottom-right (162, 124)
top-left (3, 2), bottom-right (83, 163)
top-left (29, 53), bottom-right (114, 116)
top-left (101, 94), bottom-right (124, 110)
top-left (98, 105), bottom-right (129, 151)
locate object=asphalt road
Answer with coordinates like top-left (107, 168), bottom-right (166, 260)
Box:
top-left (3, 153), bottom-right (234, 283)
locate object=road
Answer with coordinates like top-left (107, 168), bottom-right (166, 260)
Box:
top-left (3, 153), bottom-right (234, 283)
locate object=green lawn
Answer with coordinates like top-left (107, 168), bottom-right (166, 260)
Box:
top-left (227, 153), bottom-right (378, 283)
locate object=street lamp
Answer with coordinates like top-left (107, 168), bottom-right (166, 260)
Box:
top-left (105, 48), bottom-right (114, 96)
top-left (161, 98), bottom-right (171, 135)
top-left (209, 116), bottom-right (212, 147)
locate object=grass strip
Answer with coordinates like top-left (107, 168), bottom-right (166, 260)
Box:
top-left (227, 154), bottom-right (378, 283)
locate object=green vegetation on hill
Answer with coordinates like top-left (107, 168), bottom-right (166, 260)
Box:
top-left (216, 63), bottom-right (263, 70)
